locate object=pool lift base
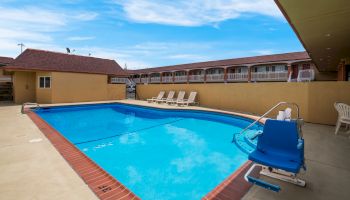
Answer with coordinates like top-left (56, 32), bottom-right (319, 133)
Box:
top-left (244, 164), bottom-right (306, 192)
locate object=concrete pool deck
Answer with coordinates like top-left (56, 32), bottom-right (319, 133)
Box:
top-left (1, 100), bottom-right (350, 199)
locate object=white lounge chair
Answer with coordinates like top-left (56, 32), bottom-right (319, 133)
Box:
top-left (156, 91), bottom-right (175, 103)
top-left (147, 91), bottom-right (165, 103)
top-left (177, 91), bottom-right (198, 106)
top-left (334, 102), bottom-right (350, 136)
top-left (167, 91), bottom-right (185, 104)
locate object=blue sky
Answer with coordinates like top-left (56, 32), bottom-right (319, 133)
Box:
top-left (0, 0), bottom-right (304, 69)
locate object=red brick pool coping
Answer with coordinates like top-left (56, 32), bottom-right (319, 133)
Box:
top-left (27, 109), bottom-right (258, 200)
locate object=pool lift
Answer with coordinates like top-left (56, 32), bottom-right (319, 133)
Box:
top-left (236, 102), bottom-right (306, 192)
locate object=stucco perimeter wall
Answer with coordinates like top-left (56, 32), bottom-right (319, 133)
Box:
top-left (51, 72), bottom-right (125, 103)
top-left (107, 84), bottom-right (126, 100)
top-left (136, 82), bottom-right (350, 125)
top-left (13, 71), bottom-right (36, 104)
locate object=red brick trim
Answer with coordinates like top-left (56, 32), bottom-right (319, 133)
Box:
top-left (203, 161), bottom-right (260, 200)
top-left (27, 111), bottom-right (140, 200)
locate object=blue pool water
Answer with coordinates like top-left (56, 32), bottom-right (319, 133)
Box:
top-left (36, 103), bottom-right (261, 200)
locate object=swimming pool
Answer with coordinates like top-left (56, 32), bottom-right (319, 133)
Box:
top-left (35, 103), bottom-right (262, 200)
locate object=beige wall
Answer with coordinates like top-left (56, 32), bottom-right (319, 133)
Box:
top-left (13, 71), bottom-right (36, 104)
top-left (107, 84), bottom-right (126, 100)
top-left (50, 72), bottom-right (125, 103)
top-left (11, 71), bottom-right (126, 104)
top-left (136, 82), bottom-right (350, 125)
top-left (36, 72), bottom-right (52, 104)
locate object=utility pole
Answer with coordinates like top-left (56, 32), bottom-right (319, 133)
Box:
top-left (18, 43), bottom-right (25, 53)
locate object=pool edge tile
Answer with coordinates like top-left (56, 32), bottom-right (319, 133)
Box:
top-left (27, 111), bottom-right (140, 200)
top-left (202, 161), bottom-right (257, 200)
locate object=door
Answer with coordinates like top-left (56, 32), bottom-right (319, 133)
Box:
top-left (291, 64), bottom-right (298, 79)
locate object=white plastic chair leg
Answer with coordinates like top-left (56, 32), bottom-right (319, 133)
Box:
top-left (335, 120), bottom-right (341, 135)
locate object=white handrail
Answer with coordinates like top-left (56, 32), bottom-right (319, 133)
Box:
top-left (21, 102), bottom-right (41, 114)
top-left (237, 102), bottom-right (300, 137)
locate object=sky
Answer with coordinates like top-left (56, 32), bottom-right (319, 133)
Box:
top-left (0, 0), bottom-right (304, 69)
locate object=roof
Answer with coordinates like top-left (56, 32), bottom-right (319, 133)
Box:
top-left (274, 0), bottom-right (349, 72)
top-left (128, 51), bottom-right (310, 74)
top-left (4, 49), bottom-right (127, 76)
top-left (0, 56), bottom-right (14, 65)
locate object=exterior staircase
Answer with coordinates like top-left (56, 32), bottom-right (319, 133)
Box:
top-left (0, 81), bottom-right (13, 101)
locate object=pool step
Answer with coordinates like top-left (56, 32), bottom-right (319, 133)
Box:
top-left (233, 130), bottom-right (260, 154)
top-left (244, 130), bottom-right (259, 148)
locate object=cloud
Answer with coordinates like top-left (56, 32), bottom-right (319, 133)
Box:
top-left (166, 54), bottom-right (208, 61)
top-left (0, 6), bottom-right (98, 57)
top-left (67, 36), bottom-right (96, 41)
top-left (251, 49), bottom-right (274, 55)
top-left (112, 0), bottom-right (283, 26)
top-left (73, 12), bottom-right (99, 21)
top-left (0, 6), bottom-right (66, 26)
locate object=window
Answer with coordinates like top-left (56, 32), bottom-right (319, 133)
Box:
top-left (39, 76), bottom-right (51, 88)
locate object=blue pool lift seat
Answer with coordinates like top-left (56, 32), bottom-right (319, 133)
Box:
top-left (245, 119), bottom-right (306, 192)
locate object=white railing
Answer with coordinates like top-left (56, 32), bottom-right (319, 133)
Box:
top-left (132, 78), bottom-right (140, 83)
top-left (162, 76), bottom-right (173, 83)
top-left (0, 76), bottom-right (12, 82)
top-left (150, 77), bottom-right (161, 83)
top-left (141, 77), bottom-right (149, 83)
top-left (251, 71), bottom-right (289, 81)
top-left (174, 75), bottom-right (187, 83)
top-left (110, 77), bottom-right (126, 84)
top-left (189, 75), bottom-right (205, 82)
top-left (206, 74), bottom-right (224, 82)
top-left (297, 69), bottom-right (315, 82)
top-left (227, 73), bottom-right (248, 82)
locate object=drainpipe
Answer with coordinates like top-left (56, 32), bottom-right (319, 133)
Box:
top-left (224, 67), bottom-right (228, 83)
top-left (186, 70), bottom-right (190, 84)
top-left (248, 66), bottom-right (252, 82)
top-left (204, 69), bottom-right (207, 83)
top-left (160, 72), bottom-right (162, 84)
top-left (287, 63), bottom-right (292, 82)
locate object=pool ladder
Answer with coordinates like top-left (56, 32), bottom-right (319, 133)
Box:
top-left (21, 102), bottom-right (41, 114)
top-left (232, 102), bottom-right (303, 142)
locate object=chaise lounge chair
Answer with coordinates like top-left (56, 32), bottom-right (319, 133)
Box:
top-left (177, 91), bottom-right (198, 106)
top-left (244, 119), bottom-right (306, 192)
top-left (156, 91), bottom-right (175, 103)
top-left (147, 91), bottom-right (165, 103)
top-left (167, 91), bottom-right (185, 105)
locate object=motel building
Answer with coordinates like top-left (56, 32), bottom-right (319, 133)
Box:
top-left (128, 52), bottom-right (317, 84)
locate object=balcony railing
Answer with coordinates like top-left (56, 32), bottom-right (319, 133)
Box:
top-left (150, 77), bottom-right (161, 83)
top-left (133, 78), bottom-right (140, 83)
top-left (110, 77), bottom-right (126, 84)
top-left (189, 75), bottom-right (205, 82)
top-left (297, 69), bottom-right (315, 82)
top-left (162, 76), bottom-right (173, 83)
top-left (251, 71), bottom-right (289, 81)
top-left (174, 75), bottom-right (187, 83)
top-left (227, 73), bottom-right (248, 82)
top-left (206, 74), bottom-right (224, 82)
top-left (141, 77), bottom-right (149, 83)
top-left (0, 77), bottom-right (12, 82)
